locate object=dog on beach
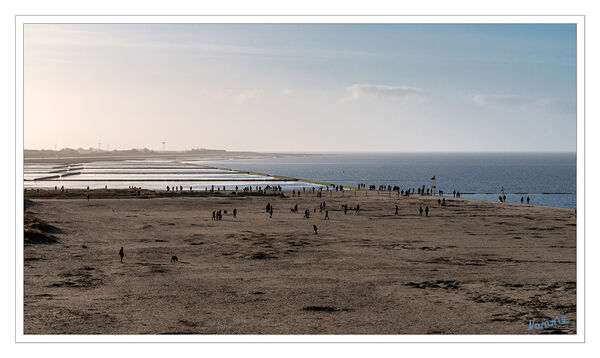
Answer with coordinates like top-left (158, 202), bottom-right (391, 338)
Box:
top-left (171, 255), bottom-right (178, 263)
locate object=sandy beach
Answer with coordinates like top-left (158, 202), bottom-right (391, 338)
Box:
top-left (23, 190), bottom-right (576, 334)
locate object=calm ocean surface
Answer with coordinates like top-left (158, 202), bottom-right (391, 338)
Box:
top-left (201, 153), bottom-right (577, 209)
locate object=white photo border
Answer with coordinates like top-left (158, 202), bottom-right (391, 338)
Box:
top-left (15, 14), bottom-right (585, 343)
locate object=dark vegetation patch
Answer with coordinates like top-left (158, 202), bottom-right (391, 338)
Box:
top-left (179, 320), bottom-right (198, 328)
top-left (304, 306), bottom-right (339, 312)
top-left (419, 246), bottom-right (442, 251)
top-left (249, 252), bottom-right (278, 260)
top-left (405, 280), bottom-right (460, 290)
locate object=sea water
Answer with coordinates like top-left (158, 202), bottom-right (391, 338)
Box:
top-left (199, 153), bottom-right (576, 209)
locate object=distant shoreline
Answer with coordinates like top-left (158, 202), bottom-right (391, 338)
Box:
top-left (23, 188), bottom-right (576, 212)
top-left (23, 151), bottom-right (314, 164)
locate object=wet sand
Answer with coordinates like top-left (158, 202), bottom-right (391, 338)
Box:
top-left (23, 190), bottom-right (576, 334)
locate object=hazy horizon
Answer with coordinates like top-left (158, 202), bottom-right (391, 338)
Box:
top-left (24, 24), bottom-right (576, 152)
top-left (23, 147), bottom-right (576, 154)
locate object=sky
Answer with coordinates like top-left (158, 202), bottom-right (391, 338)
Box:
top-left (24, 23), bottom-right (577, 152)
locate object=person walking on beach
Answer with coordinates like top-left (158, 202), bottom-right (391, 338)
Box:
top-left (521, 196), bottom-right (524, 204)
top-left (395, 205), bottom-right (399, 215)
top-left (119, 247), bottom-right (124, 263)
top-left (212, 211), bottom-right (215, 221)
top-left (233, 208), bottom-right (237, 218)
top-left (356, 204), bottom-right (360, 213)
top-left (419, 207), bottom-right (423, 216)
top-left (425, 206), bottom-right (429, 217)
top-left (325, 210), bottom-right (329, 220)
top-left (266, 203), bottom-right (271, 213)
top-left (313, 225), bottom-right (318, 235)
top-left (269, 207), bottom-right (273, 219)
top-left (527, 196), bottom-right (530, 204)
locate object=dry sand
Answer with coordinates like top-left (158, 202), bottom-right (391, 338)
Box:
top-left (23, 190), bottom-right (576, 334)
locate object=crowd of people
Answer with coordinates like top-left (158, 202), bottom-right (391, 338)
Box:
top-left (115, 181), bottom-right (545, 265)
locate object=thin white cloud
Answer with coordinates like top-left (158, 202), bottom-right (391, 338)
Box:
top-left (25, 24), bottom-right (376, 61)
top-left (473, 94), bottom-right (575, 112)
top-left (347, 84), bottom-right (430, 100)
top-left (234, 89), bottom-right (264, 105)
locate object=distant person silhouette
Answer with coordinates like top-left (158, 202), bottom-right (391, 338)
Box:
top-left (527, 196), bottom-right (530, 204)
top-left (313, 225), bottom-right (318, 234)
top-left (419, 207), bottom-right (423, 216)
top-left (395, 205), bottom-right (399, 215)
top-left (119, 247), bottom-right (124, 263)
top-left (425, 206), bottom-right (429, 217)
top-left (233, 208), bottom-right (237, 218)
top-left (521, 196), bottom-right (524, 204)
top-left (325, 210), bottom-right (329, 220)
